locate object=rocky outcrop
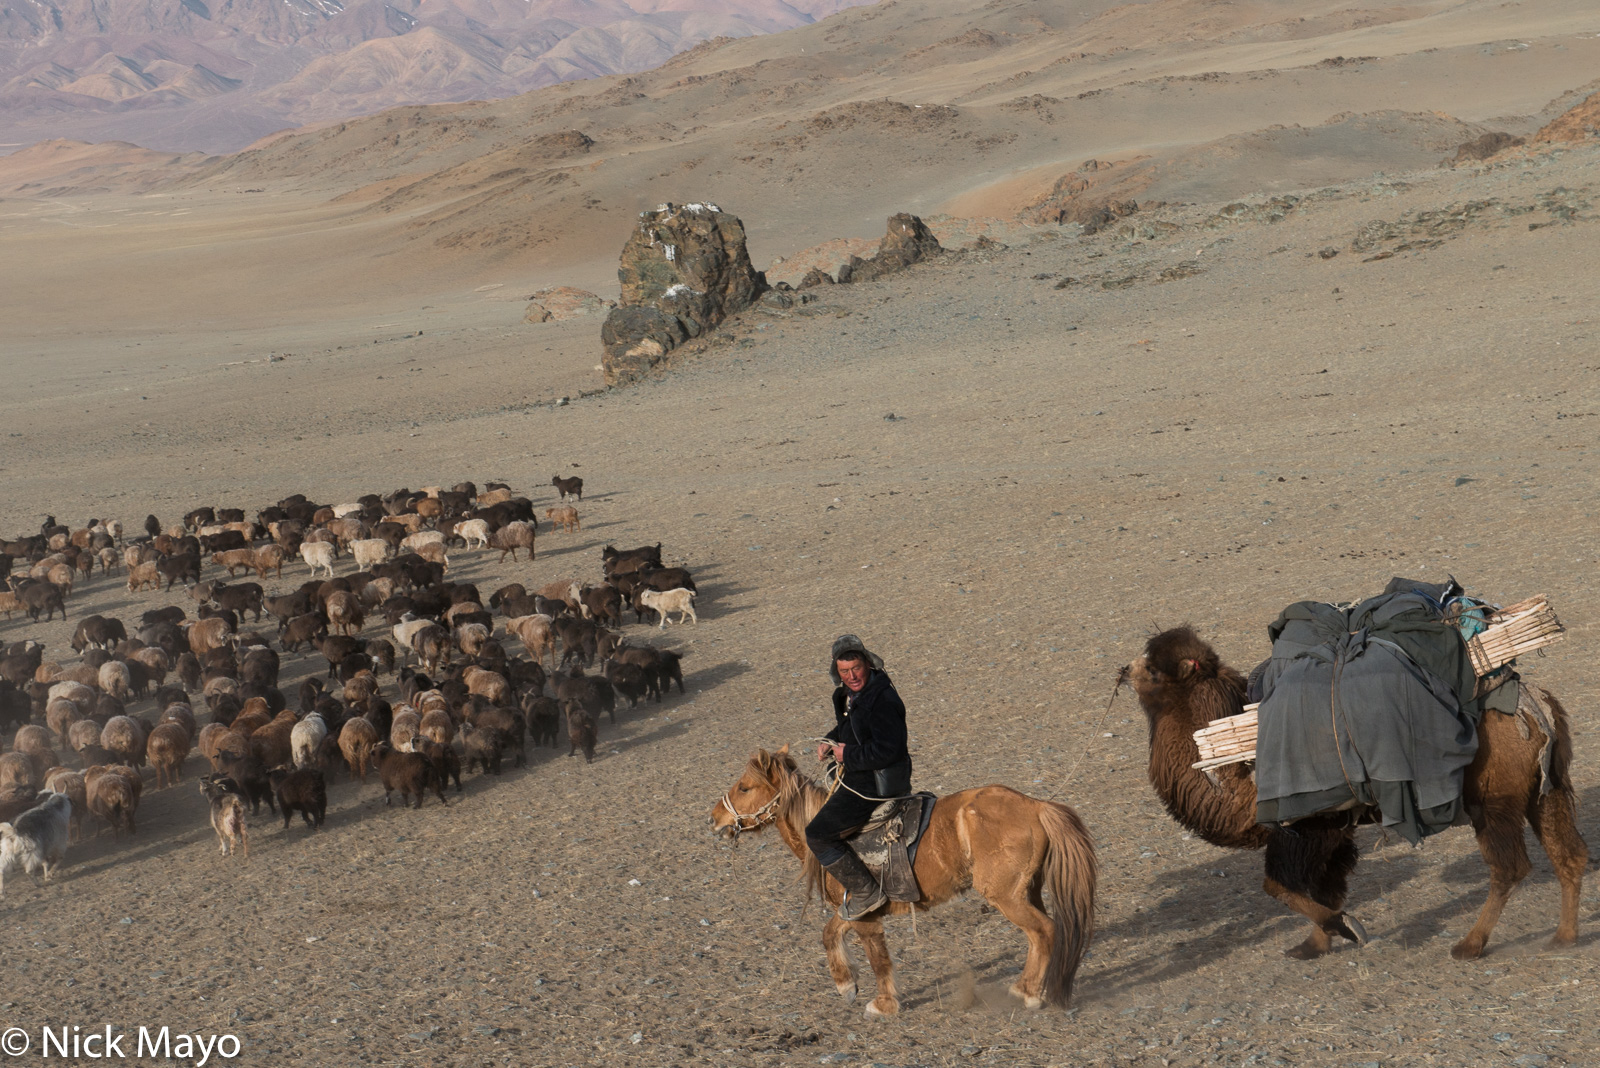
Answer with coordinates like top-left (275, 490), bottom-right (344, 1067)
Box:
top-left (1449, 131), bottom-right (1524, 164)
top-left (1533, 89), bottom-right (1600, 144)
top-left (525, 286), bottom-right (614, 323)
top-left (829, 213), bottom-right (944, 285)
top-left (600, 202), bottom-right (765, 385)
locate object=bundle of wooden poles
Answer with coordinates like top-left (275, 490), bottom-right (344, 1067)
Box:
top-left (1192, 595), bottom-right (1565, 772)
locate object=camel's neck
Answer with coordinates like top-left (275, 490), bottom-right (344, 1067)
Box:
top-left (1147, 707), bottom-right (1268, 851)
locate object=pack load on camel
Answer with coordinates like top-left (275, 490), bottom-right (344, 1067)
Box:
top-left (1127, 576), bottom-right (1585, 961)
top-left (1196, 577), bottom-right (1566, 842)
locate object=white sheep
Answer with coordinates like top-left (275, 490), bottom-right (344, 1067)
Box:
top-left (300, 541), bottom-right (336, 579)
top-left (291, 713), bottom-right (328, 769)
top-left (0, 792), bottom-right (72, 895)
top-left (97, 660), bottom-right (131, 701)
top-left (331, 503), bottom-right (364, 518)
top-left (456, 519), bottom-right (490, 550)
top-left (640, 588), bottom-right (697, 628)
top-left (401, 530), bottom-right (445, 554)
top-left (350, 539), bottom-right (390, 570)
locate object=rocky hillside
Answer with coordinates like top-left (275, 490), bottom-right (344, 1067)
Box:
top-left (0, 0), bottom-right (877, 152)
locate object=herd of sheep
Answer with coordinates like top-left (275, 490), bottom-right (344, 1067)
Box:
top-left (0, 476), bottom-right (700, 890)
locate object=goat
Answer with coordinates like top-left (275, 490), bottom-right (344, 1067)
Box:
top-left (269, 766), bottom-right (326, 831)
top-left (0, 792), bottom-right (72, 894)
top-left (372, 743), bottom-right (445, 808)
top-left (198, 776), bottom-right (249, 858)
top-left (638, 587), bottom-right (697, 628)
top-left (551, 474), bottom-right (584, 500)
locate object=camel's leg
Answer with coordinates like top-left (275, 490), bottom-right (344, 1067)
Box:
top-left (1454, 799), bottom-right (1532, 960)
top-left (822, 914), bottom-right (857, 1002)
top-left (1264, 826), bottom-right (1363, 959)
top-left (851, 919), bottom-right (900, 1017)
top-left (1527, 786), bottom-right (1588, 949)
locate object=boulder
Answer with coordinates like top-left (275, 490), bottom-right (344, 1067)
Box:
top-left (525, 286), bottom-right (614, 323)
top-left (600, 202), bottom-right (765, 385)
top-left (835, 213), bottom-right (943, 283)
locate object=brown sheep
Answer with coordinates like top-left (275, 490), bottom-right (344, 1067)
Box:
top-left (159, 703), bottom-right (197, 739)
top-left (67, 719), bottom-right (101, 753)
top-left (462, 666), bottom-right (511, 707)
top-left (84, 765), bottom-right (141, 836)
top-left (487, 521), bottom-right (536, 563)
top-left (505, 614), bottom-right (556, 669)
top-left (198, 723), bottom-right (239, 771)
top-left (418, 707), bottom-right (454, 747)
top-left (339, 718), bottom-right (380, 781)
top-left (390, 709), bottom-right (421, 752)
top-left (325, 590), bottom-right (365, 636)
top-left (211, 549), bottom-right (257, 577)
top-left (129, 647), bottom-right (170, 685)
top-left (0, 752), bottom-right (39, 797)
top-left (46, 698), bottom-right (82, 746)
top-left (252, 544), bottom-right (286, 580)
top-left (187, 616), bottom-right (236, 658)
top-left (146, 723), bottom-right (192, 788)
top-left (230, 710), bottom-right (271, 739)
top-left (249, 712), bottom-right (296, 769)
top-left (101, 716), bottom-right (147, 766)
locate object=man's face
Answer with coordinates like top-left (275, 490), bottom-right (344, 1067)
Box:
top-left (837, 658), bottom-right (870, 692)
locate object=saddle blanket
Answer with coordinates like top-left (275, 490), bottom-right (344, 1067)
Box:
top-left (848, 792), bottom-right (937, 903)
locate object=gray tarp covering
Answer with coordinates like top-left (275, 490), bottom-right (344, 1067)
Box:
top-left (1254, 590), bottom-right (1482, 843)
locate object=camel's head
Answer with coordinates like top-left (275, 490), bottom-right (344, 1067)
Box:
top-left (1125, 626), bottom-right (1224, 716)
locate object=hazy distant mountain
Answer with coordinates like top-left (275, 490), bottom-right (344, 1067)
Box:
top-left (0, 0), bottom-right (878, 152)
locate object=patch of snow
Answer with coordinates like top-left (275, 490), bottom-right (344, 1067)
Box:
top-left (664, 245), bottom-right (677, 262)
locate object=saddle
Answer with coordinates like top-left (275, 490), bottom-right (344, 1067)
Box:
top-left (846, 792), bottom-right (937, 903)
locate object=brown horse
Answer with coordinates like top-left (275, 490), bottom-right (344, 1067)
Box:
top-left (1129, 626), bottom-right (1588, 960)
top-left (710, 746), bottom-right (1097, 1017)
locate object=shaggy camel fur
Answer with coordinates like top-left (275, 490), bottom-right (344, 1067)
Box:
top-left (1129, 626), bottom-right (1587, 960)
top-left (712, 746), bottom-right (1096, 1016)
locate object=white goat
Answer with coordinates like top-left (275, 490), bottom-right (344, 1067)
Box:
top-left (640, 588), bottom-right (697, 628)
top-left (0, 792), bottom-right (72, 896)
top-left (456, 519), bottom-right (490, 551)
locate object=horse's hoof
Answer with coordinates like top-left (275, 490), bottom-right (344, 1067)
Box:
top-left (836, 981), bottom-right (857, 1003)
top-left (864, 998), bottom-right (899, 1018)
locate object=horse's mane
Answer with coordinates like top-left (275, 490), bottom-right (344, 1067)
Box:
top-left (748, 748), bottom-right (830, 906)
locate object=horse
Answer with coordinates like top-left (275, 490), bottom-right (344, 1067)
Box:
top-left (710, 745), bottom-right (1097, 1016)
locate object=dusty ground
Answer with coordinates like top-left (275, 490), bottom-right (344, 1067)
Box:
top-left (0, 131), bottom-right (1598, 1068)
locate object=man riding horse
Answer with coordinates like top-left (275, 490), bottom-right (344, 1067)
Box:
top-left (805, 635), bottom-right (913, 920)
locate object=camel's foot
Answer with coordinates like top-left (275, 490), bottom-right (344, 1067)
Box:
top-left (864, 996), bottom-right (900, 1018)
top-left (1334, 913), bottom-right (1368, 945)
top-left (1451, 935), bottom-right (1486, 961)
top-left (1285, 928), bottom-right (1333, 960)
top-left (1548, 929), bottom-right (1578, 950)
top-left (835, 981), bottom-right (857, 1004)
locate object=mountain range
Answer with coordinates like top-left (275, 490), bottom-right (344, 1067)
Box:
top-left (0, 0), bottom-right (877, 151)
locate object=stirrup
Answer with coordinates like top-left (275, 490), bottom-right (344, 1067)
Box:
top-left (838, 884), bottom-right (888, 921)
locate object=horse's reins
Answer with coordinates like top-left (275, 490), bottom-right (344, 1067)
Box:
top-left (719, 788), bottom-right (782, 839)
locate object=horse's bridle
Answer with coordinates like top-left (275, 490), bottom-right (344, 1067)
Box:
top-left (719, 789), bottom-right (781, 838)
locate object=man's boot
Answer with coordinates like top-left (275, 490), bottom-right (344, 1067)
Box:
top-left (822, 850), bottom-right (887, 920)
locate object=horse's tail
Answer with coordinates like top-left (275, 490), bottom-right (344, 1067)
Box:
top-left (1038, 800), bottom-right (1097, 1008)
